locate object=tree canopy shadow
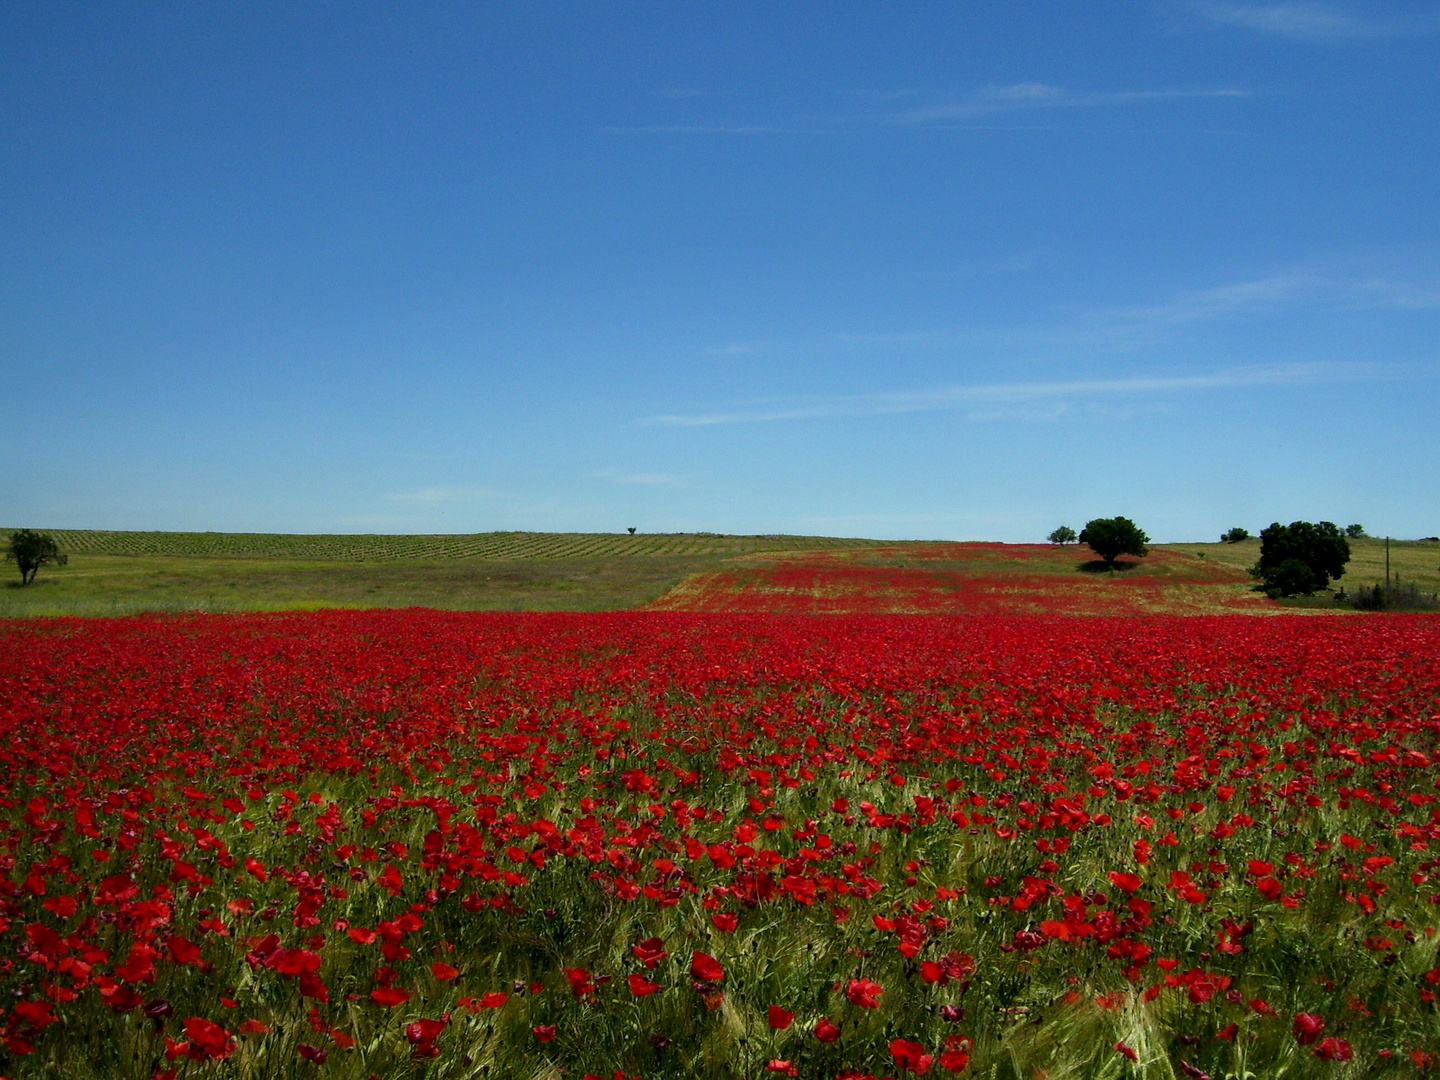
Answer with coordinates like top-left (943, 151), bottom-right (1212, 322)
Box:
top-left (1077, 560), bottom-right (1142, 574)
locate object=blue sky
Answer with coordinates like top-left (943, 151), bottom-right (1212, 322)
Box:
top-left (2, 2), bottom-right (1437, 541)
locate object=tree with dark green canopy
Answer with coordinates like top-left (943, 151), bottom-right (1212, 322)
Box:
top-left (1251, 520), bottom-right (1350, 597)
top-left (1079, 517), bottom-right (1149, 568)
top-left (6, 530), bottom-right (67, 585)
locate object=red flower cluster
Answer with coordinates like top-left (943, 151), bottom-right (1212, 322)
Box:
top-left (0, 608), bottom-right (1437, 1076)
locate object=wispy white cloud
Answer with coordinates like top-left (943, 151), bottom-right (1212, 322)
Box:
top-left (1102, 274), bottom-right (1307, 331)
top-left (617, 473), bottom-right (686, 486)
top-left (385, 486), bottom-right (497, 504)
top-left (1190, 2), bottom-right (1439, 40)
top-left (899, 84), bottom-right (1247, 123)
top-left (1076, 269), bottom-right (1440, 347)
top-left (594, 470), bottom-right (688, 487)
top-left (653, 87), bottom-right (736, 100)
top-left (612, 83), bottom-right (1248, 137)
top-left (710, 265), bottom-right (1434, 365)
top-left (1354, 278), bottom-right (1440, 310)
top-left (706, 342), bottom-right (764, 357)
top-left (828, 274), bottom-right (1309, 355)
top-left (644, 362), bottom-right (1380, 427)
top-left (605, 124), bottom-right (828, 135)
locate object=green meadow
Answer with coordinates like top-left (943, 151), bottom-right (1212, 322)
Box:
top-left (0, 531), bottom-right (880, 617)
top-left (3, 529), bottom-right (1435, 617)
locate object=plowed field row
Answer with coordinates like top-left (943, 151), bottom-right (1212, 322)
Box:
top-left (3, 529), bottom-right (881, 561)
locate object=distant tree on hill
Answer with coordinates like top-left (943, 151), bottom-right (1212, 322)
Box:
top-left (1251, 521), bottom-right (1350, 597)
top-left (1221, 527), bottom-right (1249, 543)
top-left (6, 530), bottom-right (67, 585)
top-left (1047, 525), bottom-right (1077, 546)
top-left (1345, 523), bottom-right (1367, 538)
top-left (1079, 517), bottom-right (1149, 568)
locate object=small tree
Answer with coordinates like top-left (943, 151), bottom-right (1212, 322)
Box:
top-left (1251, 521), bottom-right (1350, 597)
top-left (1079, 517), bottom-right (1149, 568)
top-left (1345, 523), bottom-right (1366, 538)
top-left (6, 530), bottom-right (67, 585)
top-left (1221, 527), bottom-right (1249, 543)
top-left (1047, 525), bottom-right (1077, 546)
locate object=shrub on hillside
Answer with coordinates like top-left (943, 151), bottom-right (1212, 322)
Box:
top-left (1251, 521), bottom-right (1349, 597)
top-left (1353, 582), bottom-right (1439, 611)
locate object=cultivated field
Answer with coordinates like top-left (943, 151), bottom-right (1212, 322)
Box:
top-left (6, 529), bottom-right (1435, 618)
top-left (0, 532), bottom-right (881, 618)
top-left (0, 554), bottom-right (744, 618)
top-left (650, 543), bottom-right (1279, 616)
top-left (1, 610), bottom-right (1438, 1079)
top-left (10, 529), bottom-right (878, 561)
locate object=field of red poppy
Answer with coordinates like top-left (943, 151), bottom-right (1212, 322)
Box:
top-left (2, 609), bottom-right (1439, 1079)
top-left (648, 544), bottom-right (1281, 617)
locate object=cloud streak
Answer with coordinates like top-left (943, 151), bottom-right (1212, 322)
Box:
top-left (897, 84), bottom-right (1247, 124)
top-left (1190, 2), bottom-right (1440, 41)
top-left (612, 82), bottom-right (1248, 136)
top-left (644, 362), bottom-right (1379, 427)
top-left (385, 487), bottom-right (497, 504)
top-left (600, 472), bottom-right (688, 487)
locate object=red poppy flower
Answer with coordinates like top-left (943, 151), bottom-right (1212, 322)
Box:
top-left (628, 973), bottom-right (660, 996)
top-left (891, 1038), bottom-right (934, 1074)
top-left (939, 1035), bottom-right (971, 1072)
top-left (767, 1005), bottom-right (795, 1030)
top-left (1293, 1013), bottom-right (1325, 1045)
top-left (406, 1018), bottom-right (447, 1043)
top-left (1107, 872), bottom-right (1142, 894)
top-left (846, 978), bottom-right (883, 1009)
top-left (632, 937), bottom-right (668, 969)
top-left (182, 1017), bottom-right (235, 1061)
top-left (691, 951), bottom-right (724, 983)
top-left (13, 1001), bottom-right (55, 1028)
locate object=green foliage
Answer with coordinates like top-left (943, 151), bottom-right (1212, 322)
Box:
top-left (1344, 523), bottom-right (1367, 538)
top-left (1078, 517), bottom-right (1149, 567)
top-left (1261, 557), bottom-right (1327, 599)
top-left (1353, 582), bottom-right (1440, 611)
top-left (1251, 521), bottom-right (1350, 597)
top-left (1221, 527), bottom-right (1249, 543)
top-left (5, 529), bottom-right (66, 585)
top-left (1046, 525), bottom-right (1077, 546)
